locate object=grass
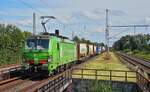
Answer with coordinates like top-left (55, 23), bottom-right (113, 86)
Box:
top-left (126, 50), bottom-right (150, 61)
top-left (77, 52), bottom-right (130, 70)
top-left (89, 81), bottom-right (113, 92)
top-left (133, 53), bottom-right (150, 61)
top-left (72, 52), bottom-right (136, 82)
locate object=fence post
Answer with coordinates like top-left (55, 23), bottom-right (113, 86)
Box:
top-left (81, 69), bottom-right (83, 79)
top-left (110, 70), bottom-right (112, 81)
top-left (125, 71), bottom-right (127, 82)
top-left (95, 70), bottom-right (97, 80)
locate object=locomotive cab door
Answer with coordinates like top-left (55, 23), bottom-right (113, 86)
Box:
top-left (56, 42), bottom-right (60, 64)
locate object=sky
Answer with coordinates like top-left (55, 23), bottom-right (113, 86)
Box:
top-left (0, 0), bottom-right (150, 46)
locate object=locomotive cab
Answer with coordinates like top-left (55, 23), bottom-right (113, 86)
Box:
top-left (22, 35), bottom-right (51, 71)
top-left (22, 30), bottom-right (77, 75)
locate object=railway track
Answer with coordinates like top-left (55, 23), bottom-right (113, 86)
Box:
top-left (117, 52), bottom-right (150, 75)
top-left (0, 64), bottom-right (20, 69)
top-left (0, 67), bottom-right (72, 92)
top-left (0, 71), bottom-right (47, 92)
top-left (0, 55), bottom-right (98, 92)
top-left (0, 65), bottom-right (22, 81)
top-left (20, 69), bottom-right (69, 92)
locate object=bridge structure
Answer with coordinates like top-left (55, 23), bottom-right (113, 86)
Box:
top-left (27, 67), bottom-right (149, 92)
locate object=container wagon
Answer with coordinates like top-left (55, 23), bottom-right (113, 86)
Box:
top-left (77, 43), bottom-right (88, 60)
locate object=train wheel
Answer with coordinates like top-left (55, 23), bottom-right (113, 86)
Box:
top-left (37, 67), bottom-right (41, 72)
top-left (65, 64), bottom-right (68, 70)
top-left (53, 69), bottom-right (57, 75)
top-left (62, 65), bottom-right (65, 71)
top-left (48, 71), bottom-right (54, 77)
top-left (56, 66), bottom-right (60, 73)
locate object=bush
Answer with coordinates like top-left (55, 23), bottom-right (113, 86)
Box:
top-left (0, 24), bottom-right (31, 65)
top-left (132, 50), bottom-right (140, 54)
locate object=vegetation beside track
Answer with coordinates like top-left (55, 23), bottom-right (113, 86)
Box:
top-left (90, 81), bottom-right (113, 92)
top-left (127, 51), bottom-right (150, 61)
top-left (0, 24), bottom-right (31, 66)
top-left (77, 52), bottom-right (130, 70)
top-left (113, 34), bottom-right (150, 61)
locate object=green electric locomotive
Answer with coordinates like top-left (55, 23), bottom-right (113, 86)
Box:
top-left (22, 30), bottom-right (77, 75)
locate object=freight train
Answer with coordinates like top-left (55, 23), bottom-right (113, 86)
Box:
top-left (22, 30), bottom-right (101, 75)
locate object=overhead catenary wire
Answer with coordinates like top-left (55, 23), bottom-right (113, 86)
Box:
top-left (109, 28), bottom-right (131, 39)
top-left (38, 0), bottom-right (52, 10)
top-left (17, 0), bottom-right (42, 15)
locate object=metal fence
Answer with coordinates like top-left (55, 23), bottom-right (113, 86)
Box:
top-left (72, 68), bottom-right (150, 92)
top-left (35, 69), bottom-right (72, 92)
top-left (34, 68), bottom-right (150, 92)
top-left (136, 73), bottom-right (150, 92)
top-left (72, 68), bottom-right (136, 82)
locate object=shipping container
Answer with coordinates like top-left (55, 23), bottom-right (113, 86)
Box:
top-left (94, 45), bottom-right (97, 54)
top-left (96, 46), bottom-right (101, 54)
top-left (77, 43), bottom-right (88, 60)
top-left (88, 44), bottom-right (94, 55)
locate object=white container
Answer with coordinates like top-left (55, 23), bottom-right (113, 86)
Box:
top-left (79, 43), bottom-right (87, 57)
top-left (94, 45), bottom-right (97, 54)
top-left (89, 45), bottom-right (93, 55)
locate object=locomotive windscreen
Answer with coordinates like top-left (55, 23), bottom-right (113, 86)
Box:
top-left (26, 39), bottom-right (49, 49)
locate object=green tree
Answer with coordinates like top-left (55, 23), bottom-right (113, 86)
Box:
top-left (113, 34), bottom-right (150, 52)
top-left (73, 36), bottom-right (80, 42)
top-left (0, 24), bottom-right (31, 65)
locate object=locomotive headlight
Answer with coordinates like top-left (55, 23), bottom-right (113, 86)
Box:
top-left (48, 56), bottom-right (52, 62)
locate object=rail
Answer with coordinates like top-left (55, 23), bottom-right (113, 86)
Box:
top-left (0, 66), bottom-right (21, 81)
top-left (136, 72), bottom-right (150, 92)
top-left (117, 52), bottom-right (150, 74)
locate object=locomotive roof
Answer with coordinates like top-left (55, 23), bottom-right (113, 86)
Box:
top-left (28, 33), bottom-right (69, 40)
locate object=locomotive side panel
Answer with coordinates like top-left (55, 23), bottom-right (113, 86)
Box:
top-left (59, 41), bottom-right (77, 65)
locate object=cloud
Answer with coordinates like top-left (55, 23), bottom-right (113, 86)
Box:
top-left (94, 27), bottom-right (105, 33)
top-left (71, 9), bottom-right (105, 21)
top-left (15, 19), bottom-right (32, 25)
top-left (82, 10), bottom-right (104, 20)
top-left (79, 27), bottom-right (105, 38)
top-left (71, 9), bottom-right (126, 22)
top-left (110, 10), bottom-right (126, 16)
top-left (145, 17), bottom-right (150, 24)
